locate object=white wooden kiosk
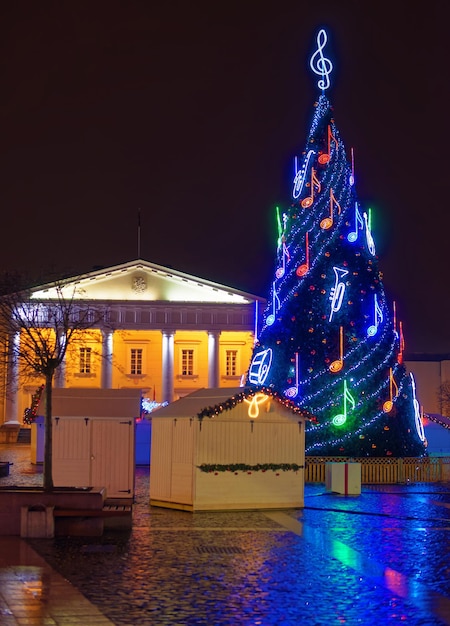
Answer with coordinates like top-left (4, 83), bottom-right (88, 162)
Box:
top-left (149, 387), bottom-right (315, 511)
top-left (50, 388), bottom-right (142, 500)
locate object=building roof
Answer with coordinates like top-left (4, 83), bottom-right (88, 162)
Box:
top-left (426, 413), bottom-right (450, 428)
top-left (150, 387), bottom-right (316, 421)
top-left (30, 259), bottom-right (265, 305)
top-left (150, 387), bottom-right (243, 419)
top-left (405, 353), bottom-right (450, 362)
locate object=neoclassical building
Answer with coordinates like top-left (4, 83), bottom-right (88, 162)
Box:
top-left (1, 259), bottom-right (265, 425)
top-left (2, 258), bottom-right (447, 431)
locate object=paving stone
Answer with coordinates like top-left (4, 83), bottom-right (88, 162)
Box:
top-left (2, 443), bottom-right (450, 625)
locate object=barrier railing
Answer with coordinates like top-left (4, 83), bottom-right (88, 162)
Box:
top-left (305, 456), bottom-right (450, 484)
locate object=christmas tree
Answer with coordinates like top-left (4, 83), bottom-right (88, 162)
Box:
top-left (246, 29), bottom-right (427, 458)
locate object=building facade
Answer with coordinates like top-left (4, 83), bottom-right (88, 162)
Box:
top-left (1, 260), bottom-right (265, 425)
top-left (2, 259), bottom-right (447, 431)
top-left (405, 354), bottom-right (450, 417)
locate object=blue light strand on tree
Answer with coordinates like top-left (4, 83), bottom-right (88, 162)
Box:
top-left (246, 29), bottom-right (427, 457)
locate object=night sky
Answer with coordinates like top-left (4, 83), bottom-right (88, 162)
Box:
top-left (0, 1), bottom-right (449, 354)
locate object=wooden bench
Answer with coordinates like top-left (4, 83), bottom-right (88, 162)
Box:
top-left (54, 504), bottom-right (132, 518)
top-left (54, 504), bottom-right (133, 534)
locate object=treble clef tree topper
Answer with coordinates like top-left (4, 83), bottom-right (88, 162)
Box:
top-left (310, 29), bottom-right (333, 91)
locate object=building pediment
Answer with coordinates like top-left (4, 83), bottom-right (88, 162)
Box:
top-left (31, 259), bottom-right (264, 305)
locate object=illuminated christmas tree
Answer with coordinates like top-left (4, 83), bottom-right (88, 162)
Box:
top-left (246, 29), bottom-right (427, 457)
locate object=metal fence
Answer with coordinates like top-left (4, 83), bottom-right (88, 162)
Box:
top-left (305, 456), bottom-right (450, 484)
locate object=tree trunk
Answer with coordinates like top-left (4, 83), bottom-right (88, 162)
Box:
top-left (43, 372), bottom-right (54, 492)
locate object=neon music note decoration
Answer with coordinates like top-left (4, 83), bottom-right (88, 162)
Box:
top-left (332, 379), bottom-right (355, 426)
top-left (285, 352), bottom-right (300, 398)
top-left (363, 211), bottom-right (376, 256)
top-left (320, 188), bottom-right (341, 230)
top-left (329, 267), bottom-right (349, 322)
top-left (383, 368), bottom-right (399, 413)
top-left (275, 208), bottom-right (288, 251)
top-left (293, 150), bottom-right (315, 200)
top-left (410, 373), bottom-right (426, 442)
top-left (244, 392), bottom-right (269, 419)
top-left (318, 125), bottom-right (338, 165)
top-left (329, 326), bottom-right (344, 373)
top-left (367, 294), bottom-right (383, 337)
top-left (275, 242), bottom-right (290, 278)
top-left (266, 282), bottom-right (280, 326)
top-left (349, 148), bottom-right (355, 186)
top-left (301, 167), bottom-right (321, 208)
top-left (248, 348), bottom-right (273, 385)
top-left (276, 206), bottom-right (283, 250)
top-left (397, 320), bottom-right (405, 364)
top-left (310, 29), bottom-right (333, 91)
top-left (347, 202), bottom-right (364, 242)
top-left (296, 232), bottom-right (310, 277)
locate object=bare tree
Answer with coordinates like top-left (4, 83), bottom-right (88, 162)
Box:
top-left (437, 381), bottom-right (450, 417)
top-left (0, 272), bottom-right (107, 491)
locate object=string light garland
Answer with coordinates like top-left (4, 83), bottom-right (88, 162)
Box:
top-left (196, 386), bottom-right (317, 422)
top-left (23, 384), bottom-right (45, 425)
top-left (425, 414), bottom-right (450, 431)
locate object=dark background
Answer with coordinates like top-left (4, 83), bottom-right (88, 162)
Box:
top-left (0, 1), bottom-right (448, 354)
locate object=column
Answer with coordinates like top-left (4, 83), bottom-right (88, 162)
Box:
top-left (54, 330), bottom-right (66, 388)
top-left (5, 331), bottom-right (20, 423)
top-left (208, 331), bottom-right (221, 388)
top-left (161, 331), bottom-right (174, 404)
top-left (101, 329), bottom-right (114, 389)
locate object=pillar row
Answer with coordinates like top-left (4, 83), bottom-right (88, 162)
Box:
top-left (208, 331), bottom-right (221, 388)
top-left (161, 331), bottom-right (174, 404)
top-left (101, 329), bottom-right (114, 389)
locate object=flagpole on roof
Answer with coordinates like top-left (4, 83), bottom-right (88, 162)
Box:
top-left (137, 208), bottom-right (141, 258)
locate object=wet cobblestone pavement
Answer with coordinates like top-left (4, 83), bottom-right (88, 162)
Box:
top-left (2, 443), bottom-right (450, 625)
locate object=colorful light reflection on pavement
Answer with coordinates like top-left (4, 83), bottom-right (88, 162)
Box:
top-left (2, 445), bottom-right (450, 625)
top-left (268, 508), bottom-right (450, 624)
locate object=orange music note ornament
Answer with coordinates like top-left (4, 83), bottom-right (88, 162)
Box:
top-left (296, 232), bottom-right (310, 277)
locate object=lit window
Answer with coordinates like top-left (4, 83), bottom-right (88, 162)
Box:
top-left (181, 349), bottom-right (194, 376)
top-left (226, 350), bottom-right (238, 376)
top-left (79, 347), bottom-right (92, 374)
top-left (130, 348), bottom-right (143, 375)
